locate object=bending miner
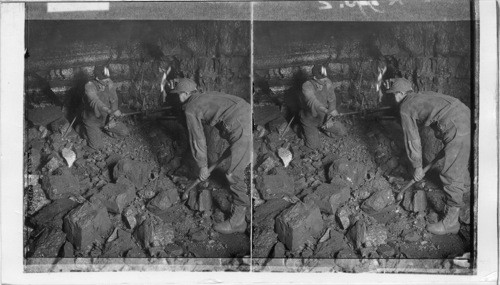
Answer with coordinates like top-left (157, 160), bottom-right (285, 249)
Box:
top-left (81, 65), bottom-right (129, 150)
top-left (299, 64), bottom-right (346, 151)
top-left (170, 78), bottom-right (251, 235)
top-left (387, 78), bottom-right (471, 235)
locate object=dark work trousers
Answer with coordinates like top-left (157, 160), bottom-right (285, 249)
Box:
top-left (438, 104), bottom-right (471, 208)
top-left (299, 110), bottom-right (325, 150)
top-left (82, 114), bottom-right (129, 150)
top-left (220, 104), bottom-right (251, 208)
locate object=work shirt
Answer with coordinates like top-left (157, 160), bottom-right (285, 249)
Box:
top-left (183, 91), bottom-right (250, 169)
top-left (399, 91), bottom-right (467, 169)
top-left (301, 77), bottom-right (336, 117)
top-left (83, 78), bottom-right (118, 121)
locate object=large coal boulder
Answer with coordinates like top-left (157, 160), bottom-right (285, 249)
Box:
top-left (275, 201), bottom-right (323, 252)
top-left (63, 200), bottom-right (113, 251)
top-left (41, 168), bottom-right (81, 200)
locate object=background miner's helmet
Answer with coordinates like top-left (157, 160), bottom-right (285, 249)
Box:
top-left (94, 64), bottom-right (109, 79)
top-left (386, 78), bottom-right (413, 94)
top-left (170, 78), bottom-right (197, 94)
top-left (312, 64), bottom-right (327, 79)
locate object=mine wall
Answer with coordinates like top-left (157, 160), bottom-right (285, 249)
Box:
top-left (25, 20), bottom-right (251, 165)
top-left (26, 20), bottom-right (251, 102)
top-left (253, 20), bottom-right (472, 166)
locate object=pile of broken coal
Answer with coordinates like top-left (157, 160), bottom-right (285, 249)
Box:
top-left (23, 114), bottom-right (226, 259)
top-left (252, 116), bottom-right (471, 261)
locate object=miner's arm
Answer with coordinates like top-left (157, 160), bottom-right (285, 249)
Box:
top-left (400, 111), bottom-right (423, 169)
top-left (109, 81), bottom-right (119, 112)
top-left (302, 82), bottom-right (328, 115)
top-left (325, 81), bottom-right (338, 115)
top-left (85, 82), bottom-right (111, 116)
top-left (185, 110), bottom-right (208, 169)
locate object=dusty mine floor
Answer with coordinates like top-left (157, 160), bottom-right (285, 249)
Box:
top-left (24, 109), bottom-right (250, 261)
top-left (252, 104), bottom-right (472, 271)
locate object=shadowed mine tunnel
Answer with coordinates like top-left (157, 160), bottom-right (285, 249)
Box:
top-left (251, 20), bottom-right (474, 271)
top-left (23, 16), bottom-right (474, 273)
top-left (24, 20), bottom-right (251, 261)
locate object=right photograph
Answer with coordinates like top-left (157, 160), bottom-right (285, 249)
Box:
top-left (251, 0), bottom-right (475, 273)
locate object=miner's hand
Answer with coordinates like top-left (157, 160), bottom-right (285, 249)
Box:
top-left (319, 106), bottom-right (329, 116)
top-left (323, 119), bottom-right (334, 129)
top-left (329, 110), bottom-right (339, 117)
top-left (413, 167), bottom-right (424, 181)
top-left (112, 110), bottom-right (123, 117)
top-left (162, 90), bottom-right (167, 103)
top-left (199, 166), bottom-right (209, 181)
top-left (225, 172), bottom-right (237, 184)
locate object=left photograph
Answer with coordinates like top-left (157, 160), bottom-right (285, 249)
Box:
top-left (23, 9), bottom-right (251, 270)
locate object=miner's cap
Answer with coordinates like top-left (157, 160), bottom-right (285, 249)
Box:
top-left (312, 64), bottom-right (327, 79)
top-left (94, 64), bottom-right (108, 79)
top-left (170, 78), bottom-right (197, 94)
top-left (386, 78), bottom-right (413, 94)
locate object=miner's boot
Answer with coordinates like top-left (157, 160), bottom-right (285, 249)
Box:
top-left (426, 206), bottom-right (460, 235)
top-left (213, 205), bottom-right (247, 234)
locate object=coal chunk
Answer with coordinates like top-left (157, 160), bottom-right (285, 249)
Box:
top-left (30, 228), bottom-right (66, 258)
top-left (364, 223), bottom-right (388, 247)
top-left (49, 117), bottom-right (70, 135)
top-left (255, 170), bottom-right (295, 200)
top-left (41, 168), bottom-right (81, 200)
top-left (253, 198), bottom-right (292, 225)
top-left (402, 190), bottom-right (427, 213)
top-left (303, 179), bottom-right (350, 215)
top-left (275, 201), bottom-right (323, 252)
top-left (101, 229), bottom-right (140, 258)
top-left (113, 158), bottom-right (152, 189)
top-left (30, 198), bottom-right (79, 229)
top-left (328, 159), bottom-right (368, 187)
top-left (63, 200), bottom-right (113, 251)
top-left (361, 188), bottom-right (395, 214)
top-left (133, 220), bottom-right (174, 249)
top-left (93, 177), bottom-right (136, 214)
top-left (348, 220), bottom-right (366, 250)
top-left (148, 187), bottom-right (180, 212)
top-left (252, 227), bottom-right (278, 258)
top-left (314, 229), bottom-right (348, 258)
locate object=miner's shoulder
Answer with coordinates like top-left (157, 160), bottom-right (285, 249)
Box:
top-left (84, 81), bottom-right (97, 92)
top-left (302, 80), bottom-right (314, 90)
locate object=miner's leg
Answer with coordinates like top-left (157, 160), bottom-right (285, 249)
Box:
top-left (83, 117), bottom-right (104, 150)
top-left (299, 111), bottom-right (322, 150)
top-left (427, 112), bottom-right (470, 235)
top-left (213, 115), bottom-right (251, 235)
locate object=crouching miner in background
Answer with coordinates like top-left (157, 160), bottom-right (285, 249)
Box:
top-left (82, 65), bottom-right (129, 150)
top-left (299, 64), bottom-right (343, 151)
top-left (171, 78), bottom-right (251, 234)
top-left (387, 78), bottom-right (471, 235)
